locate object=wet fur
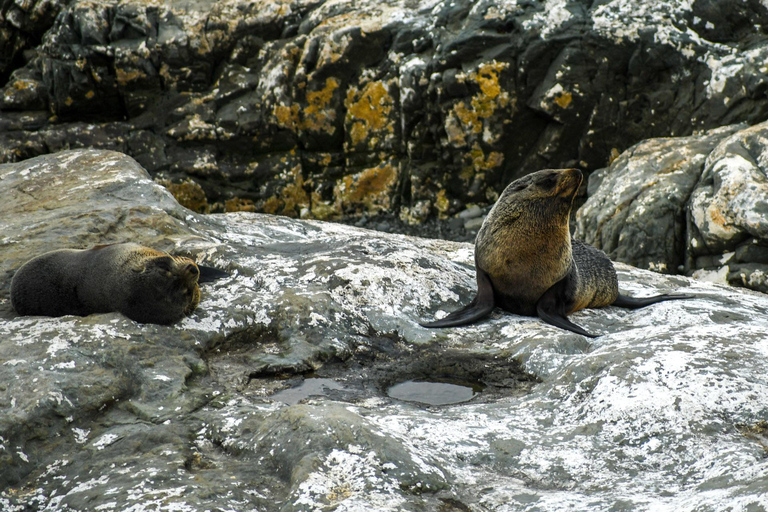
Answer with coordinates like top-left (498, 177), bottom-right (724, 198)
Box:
top-left (10, 243), bottom-right (225, 324)
top-left (422, 169), bottom-right (690, 337)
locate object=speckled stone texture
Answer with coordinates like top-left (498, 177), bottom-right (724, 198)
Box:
top-left (575, 120), bottom-right (768, 295)
top-left (2, 0), bottom-right (768, 224)
top-left (1, 149), bottom-right (767, 511)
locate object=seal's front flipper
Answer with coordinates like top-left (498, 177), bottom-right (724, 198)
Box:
top-left (612, 293), bottom-right (691, 309)
top-left (198, 265), bottom-right (231, 283)
top-left (536, 282), bottom-right (598, 338)
top-left (420, 268), bottom-right (495, 328)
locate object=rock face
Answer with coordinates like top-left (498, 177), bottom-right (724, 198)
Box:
top-left (2, 0), bottom-right (768, 223)
top-left (1, 149), bottom-right (768, 511)
top-left (575, 120), bottom-right (768, 294)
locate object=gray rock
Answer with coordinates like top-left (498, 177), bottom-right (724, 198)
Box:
top-left (575, 123), bottom-right (744, 274)
top-left (1, 149), bottom-right (768, 510)
top-left (576, 120), bottom-right (768, 295)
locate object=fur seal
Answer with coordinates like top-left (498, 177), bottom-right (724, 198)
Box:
top-left (10, 243), bottom-right (229, 325)
top-left (421, 168), bottom-right (690, 337)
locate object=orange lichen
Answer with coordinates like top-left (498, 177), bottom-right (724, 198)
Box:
top-left (300, 77), bottom-right (340, 134)
top-left (224, 197), bottom-right (257, 212)
top-left (336, 163), bottom-right (398, 213)
top-left (345, 81), bottom-right (395, 148)
top-left (554, 91), bottom-right (573, 108)
top-left (158, 178), bottom-right (210, 213)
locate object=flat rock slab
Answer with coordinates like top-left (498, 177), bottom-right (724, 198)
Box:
top-left (1, 150), bottom-right (767, 510)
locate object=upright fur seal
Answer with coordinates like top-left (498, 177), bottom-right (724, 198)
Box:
top-left (10, 243), bottom-right (229, 325)
top-left (421, 168), bottom-right (690, 337)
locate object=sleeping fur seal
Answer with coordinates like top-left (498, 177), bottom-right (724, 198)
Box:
top-left (421, 168), bottom-right (690, 337)
top-left (10, 242), bottom-right (229, 325)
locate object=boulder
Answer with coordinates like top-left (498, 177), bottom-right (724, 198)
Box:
top-left (1, 149), bottom-right (767, 510)
top-left (576, 120), bottom-right (768, 294)
top-left (2, 0), bottom-right (768, 223)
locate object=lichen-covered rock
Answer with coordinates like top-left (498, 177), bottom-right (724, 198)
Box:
top-left (3, 0), bottom-right (768, 224)
top-left (576, 120), bottom-right (768, 295)
top-left (1, 149), bottom-right (768, 510)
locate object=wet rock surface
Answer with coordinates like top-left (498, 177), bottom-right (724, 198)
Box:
top-left (576, 120), bottom-right (768, 295)
top-left (1, 149), bottom-right (768, 511)
top-left (3, 0), bottom-right (768, 226)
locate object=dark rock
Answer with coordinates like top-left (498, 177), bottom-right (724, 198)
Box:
top-left (3, 0), bottom-right (768, 225)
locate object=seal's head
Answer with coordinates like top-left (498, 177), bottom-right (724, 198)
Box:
top-left (125, 249), bottom-right (202, 322)
top-left (474, 168), bottom-right (584, 311)
top-left (479, 168), bottom-right (583, 241)
top-left (500, 168), bottom-right (582, 210)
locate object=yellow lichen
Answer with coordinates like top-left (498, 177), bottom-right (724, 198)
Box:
top-left (336, 163), bottom-right (398, 213)
top-left (12, 79), bottom-right (36, 91)
top-left (608, 147), bottom-right (621, 165)
top-left (224, 197), bottom-right (257, 212)
top-left (115, 67), bottom-right (147, 87)
top-left (471, 61), bottom-right (511, 115)
top-left (345, 81), bottom-right (395, 148)
top-left (274, 103), bottom-right (300, 130)
top-left (434, 189), bottom-right (450, 218)
top-left (300, 77), bottom-right (340, 134)
top-left (448, 61), bottom-right (513, 147)
top-left (461, 142), bottom-right (504, 182)
top-left (262, 165), bottom-right (311, 217)
top-left (554, 91), bottom-right (573, 108)
top-left (309, 190), bottom-right (341, 221)
top-left (157, 178), bottom-right (210, 214)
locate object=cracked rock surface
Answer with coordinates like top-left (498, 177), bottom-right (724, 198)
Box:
top-left (1, 149), bottom-right (767, 510)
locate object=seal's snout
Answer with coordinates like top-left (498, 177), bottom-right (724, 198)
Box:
top-left (556, 168), bottom-right (583, 198)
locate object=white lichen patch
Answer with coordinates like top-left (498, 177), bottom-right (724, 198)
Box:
top-left (72, 428), bottom-right (90, 444)
top-left (93, 433), bottom-right (120, 451)
top-left (292, 448), bottom-right (407, 510)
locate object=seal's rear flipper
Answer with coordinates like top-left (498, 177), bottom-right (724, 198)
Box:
top-left (420, 268), bottom-right (495, 328)
top-left (198, 265), bottom-right (230, 283)
top-left (536, 282), bottom-right (598, 338)
top-left (612, 293), bottom-right (691, 309)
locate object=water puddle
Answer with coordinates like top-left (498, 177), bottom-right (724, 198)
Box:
top-left (387, 379), bottom-right (480, 406)
top-left (272, 378), bottom-right (344, 405)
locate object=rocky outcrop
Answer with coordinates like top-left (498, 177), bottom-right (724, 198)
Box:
top-left (1, 149), bottom-right (768, 510)
top-left (575, 120), bottom-right (768, 294)
top-left (2, 0), bottom-right (768, 224)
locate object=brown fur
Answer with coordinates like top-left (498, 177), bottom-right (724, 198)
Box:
top-left (10, 243), bottom-right (201, 324)
top-left (474, 168), bottom-right (612, 315)
top-left (423, 168), bottom-right (689, 336)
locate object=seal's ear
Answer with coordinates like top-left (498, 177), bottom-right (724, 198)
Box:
top-left (197, 265), bottom-right (230, 283)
